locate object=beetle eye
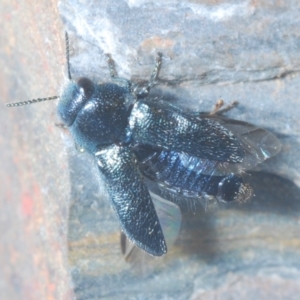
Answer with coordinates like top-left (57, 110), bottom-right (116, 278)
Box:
top-left (76, 77), bottom-right (95, 99)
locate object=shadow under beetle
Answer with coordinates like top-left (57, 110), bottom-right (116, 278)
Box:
top-left (7, 33), bottom-right (281, 256)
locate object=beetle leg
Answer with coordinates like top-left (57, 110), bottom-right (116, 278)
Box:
top-left (148, 52), bottom-right (162, 88)
top-left (105, 53), bottom-right (132, 91)
top-left (136, 52), bottom-right (163, 98)
top-left (209, 100), bottom-right (239, 115)
top-left (54, 122), bottom-right (68, 129)
top-left (106, 53), bottom-right (118, 78)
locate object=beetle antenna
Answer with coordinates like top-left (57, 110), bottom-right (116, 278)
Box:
top-left (5, 32), bottom-right (73, 108)
top-left (65, 32), bottom-right (72, 80)
top-left (6, 96), bottom-right (59, 107)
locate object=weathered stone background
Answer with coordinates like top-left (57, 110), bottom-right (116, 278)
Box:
top-left (1, 0), bottom-right (300, 299)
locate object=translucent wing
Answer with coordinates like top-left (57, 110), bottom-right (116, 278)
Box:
top-left (171, 116), bottom-right (281, 177)
top-left (151, 192), bottom-right (181, 248)
top-left (121, 193), bottom-right (181, 260)
top-left (134, 110), bottom-right (280, 208)
top-left (96, 144), bottom-right (167, 256)
top-left (210, 115), bottom-right (281, 168)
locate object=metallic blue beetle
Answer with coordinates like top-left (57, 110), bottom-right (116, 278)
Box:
top-left (50, 52), bottom-right (281, 256)
top-left (7, 34), bottom-right (281, 256)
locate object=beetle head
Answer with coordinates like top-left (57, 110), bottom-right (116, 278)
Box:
top-left (57, 77), bottom-right (95, 126)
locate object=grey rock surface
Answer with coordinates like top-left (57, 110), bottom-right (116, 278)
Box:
top-left (57, 0), bottom-right (300, 299)
top-left (59, 0), bottom-right (300, 184)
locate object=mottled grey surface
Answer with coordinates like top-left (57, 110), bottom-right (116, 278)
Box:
top-left (58, 0), bottom-right (300, 299)
top-left (68, 156), bottom-right (300, 299)
top-left (59, 0), bottom-right (300, 185)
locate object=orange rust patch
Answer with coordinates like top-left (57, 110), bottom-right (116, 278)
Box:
top-left (21, 192), bottom-right (34, 217)
top-left (141, 36), bottom-right (175, 52)
top-left (21, 184), bottom-right (41, 217)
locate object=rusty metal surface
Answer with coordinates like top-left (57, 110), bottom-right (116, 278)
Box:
top-left (0, 1), bottom-right (73, 299)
